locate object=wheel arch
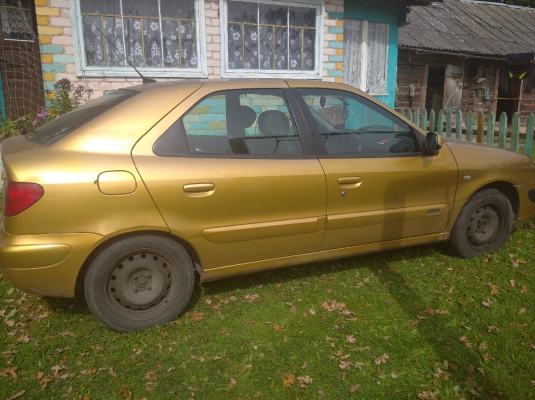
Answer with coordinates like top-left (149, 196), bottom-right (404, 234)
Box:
top-left (75, 230), bottom-right (203, 298)
top-left (475, 181), bottom-right (519, 223)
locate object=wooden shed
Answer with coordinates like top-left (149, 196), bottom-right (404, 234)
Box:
top-left (396, 0), bottom-right (535, 121)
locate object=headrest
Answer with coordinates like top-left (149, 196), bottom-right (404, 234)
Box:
top-left (258, 110), bottom-right (290, 136)
top-left (234, 106), bottom-right (257, 130)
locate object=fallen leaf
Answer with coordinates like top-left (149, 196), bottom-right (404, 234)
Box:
top-left (273, 324), bottom-right (283, 331)
top-left (519, 308), bottom-right (526, 314)
top-left (186, 311), bottom-right (203, 322)
top-left (349, 383), bottom-right (361, 393)
top-left (346, 335), bottom-right (356, 343)
top-left (374, 353), bottom-right (390, 365)
top-left (391, 372), bottom-right (398, 379)
top-left (297, 375), bottom-right (313, 388)
top-left (0, 366), bottom-right (18, 379)
top-left (109, 368), bottom-right (118, 378)
top-left (490, 287), bottom-right (499, 295)
top-left (6, 391), bottom-right (25, 400)
top-left (339, 361), bottom-right (350, 370)
top-left (509, 280), bottom-right (516, 287)
top-left (521, 286), bottom-right (528, 294)
top-left (482, 299), bottom-right (493, 307)
top-left (283, 372), bottom-right (295, 388)
top-left (118, 386), bottom-right (131, 398)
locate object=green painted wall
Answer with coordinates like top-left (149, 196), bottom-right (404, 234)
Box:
top-left (344, 0), bottom-right (406, 108)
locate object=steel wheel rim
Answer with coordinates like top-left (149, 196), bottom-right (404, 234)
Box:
top-left (104, 249), bottom-right (180, 320)
top-left (466, 203), bottom-right (503, 251)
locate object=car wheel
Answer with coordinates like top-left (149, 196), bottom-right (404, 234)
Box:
top-left (447, 189), bottom-right (513, 258)
top-left (84, 235), bottom-right (195, 332)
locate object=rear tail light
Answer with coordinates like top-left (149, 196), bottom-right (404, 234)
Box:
top-left (3, 182), bottom-right (44, 217)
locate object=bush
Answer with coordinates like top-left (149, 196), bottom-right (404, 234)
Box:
top-left (0, 78), bottom-right (93, 141)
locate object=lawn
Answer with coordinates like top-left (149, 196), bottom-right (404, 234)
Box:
top-left (1, 223), bottom-right (535, 400)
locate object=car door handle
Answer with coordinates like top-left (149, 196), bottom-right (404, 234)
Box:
top-left (183, 183), bottom-right (215, 193)
top-left (338, 177), bottom-right (362, 188)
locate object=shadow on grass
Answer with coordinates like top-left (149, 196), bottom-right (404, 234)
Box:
top-left (42, 294), bottom-right (91, 315)
top-left (370, 247), bottom-right (504, 397)
top-left (200, 244), bottom-right (504, 396)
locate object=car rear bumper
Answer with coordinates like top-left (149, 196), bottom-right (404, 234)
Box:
top-left (0, 231), bottom-right (104, 297)
top-left (516, 180), bottom-right (535, 226)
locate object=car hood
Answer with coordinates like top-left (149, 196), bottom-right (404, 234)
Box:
top-left (444, 139), bottom-right (535, 185)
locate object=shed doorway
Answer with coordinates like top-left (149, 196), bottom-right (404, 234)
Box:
top-left (496, 73), bottom-right (521, 120)
top-left (425, 66), bottom-right (445, 115)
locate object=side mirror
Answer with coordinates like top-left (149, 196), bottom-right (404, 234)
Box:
top-left (423, 132), bottom-right (442, 155)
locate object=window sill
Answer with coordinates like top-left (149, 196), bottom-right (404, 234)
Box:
top-left (221, 69), bottom-right (322, 80)
top-left (75, 66), bottom-right (208, 79)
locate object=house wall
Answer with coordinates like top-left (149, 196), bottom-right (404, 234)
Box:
top-left (34, 0), bottom-right (346, 100)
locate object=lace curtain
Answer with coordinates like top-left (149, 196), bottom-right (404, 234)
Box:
top-left (227, 1), bottom-right (316, 71)
top-left (80, 0), bottom-right (197, 68)
top-left (0, 5), bottom-right (34, 41)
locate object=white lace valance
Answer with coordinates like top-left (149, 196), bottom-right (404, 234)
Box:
top-left (0, 6), bottom-right (34, 41)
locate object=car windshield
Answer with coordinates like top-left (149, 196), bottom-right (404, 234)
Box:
top-left (25, 89), bottom-right (138, 145)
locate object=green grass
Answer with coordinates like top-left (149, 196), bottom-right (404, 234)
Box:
top-left (2, 224), bottom-right (535, 399)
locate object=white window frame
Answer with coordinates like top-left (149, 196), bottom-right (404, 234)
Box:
top-left (70, 0), bottom-right (207, 78)
top-left (220, 0), bottom-right (323, 79)
top-left (343, 19), bottom-right (389, 96)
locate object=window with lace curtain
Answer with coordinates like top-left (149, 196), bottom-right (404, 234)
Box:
top-left (343, 19), bottom-right (389, 96)
top-left (72, 0), bottom-right (207, 78)
top-left (221, 0), bottom-right (322, 79)
top-left (0, 0), bottom-right (35, 42)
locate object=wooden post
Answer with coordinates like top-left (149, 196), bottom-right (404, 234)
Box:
top-left (414, 109), bottom-right (420, 127)
top-left (437, 110), bottom-right (444, 136)
top-left (487, 111), bottom-right (495, 147)
top-left (421, 109), bottom-right (428, 131)
top-left (477, 113), bottom-right (484, 143)
top-left (456, 110), bottom-right (463, 140)
top-left (429, 110), bottom-right (436, 133)
top-left (511, 112), bottom-right (520, 153)
top-left (407, 108), bottom-right (413, 122)
top-left (498, 112), bottom-right (508, 149)
top-left (446, 110), bottom-right (452, 138)
top-left (525, 113), bottom-right (535, 157)
top-left (466, 111), bottom-right (474, 142)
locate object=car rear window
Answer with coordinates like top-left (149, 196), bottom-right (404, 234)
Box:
top-left (25, 89), bottom-right (138, 145)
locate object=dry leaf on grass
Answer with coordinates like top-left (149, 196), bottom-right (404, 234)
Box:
top-left (374, 353), bottom-right (390, 365)
top-left (283, 372), bottom-right (295, 388)
top-left (349, 383), bottom-right (361, 393)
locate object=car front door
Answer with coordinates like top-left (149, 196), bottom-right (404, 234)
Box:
top-left (132, 81), bottom-right (326, 273)
top-left (289, 84), bottom-right (458, 250)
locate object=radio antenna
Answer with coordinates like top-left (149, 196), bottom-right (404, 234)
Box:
top-left (95, 27), bottom-right (157, 84)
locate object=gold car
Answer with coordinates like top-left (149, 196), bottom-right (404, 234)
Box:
top-left (2, 80), bottom-right (535, 332)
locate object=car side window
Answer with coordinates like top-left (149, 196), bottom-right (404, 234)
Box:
top-left (298, 89), bottom-right (418, 156)
top-left (177, 89), bottom-right (303, 156)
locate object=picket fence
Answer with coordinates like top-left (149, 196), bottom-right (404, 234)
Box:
top-left (399, 109), bottom-right (535, 158)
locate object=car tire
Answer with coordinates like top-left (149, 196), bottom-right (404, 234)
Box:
top-left (84, 235), bottom-right (195, 332)
top-left (447, 188), bottom-right (513, 259)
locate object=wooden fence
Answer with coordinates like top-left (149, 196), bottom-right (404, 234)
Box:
top-left (399, 109), bottom-right (535, 157)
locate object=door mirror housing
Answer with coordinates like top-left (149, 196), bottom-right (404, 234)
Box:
top-left (423, 132), bottom-right (443, 155)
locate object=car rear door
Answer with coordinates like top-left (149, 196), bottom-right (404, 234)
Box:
top-left (132, 81), bottom-right (326, 272)
top-left (289, 82), bottom-right (458, 250)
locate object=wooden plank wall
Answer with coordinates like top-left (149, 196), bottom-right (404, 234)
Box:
top-left (396, 49), bottom-right (535, 118)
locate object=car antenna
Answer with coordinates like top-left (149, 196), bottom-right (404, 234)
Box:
top-left (95, 27), bottom-right (157, 84)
